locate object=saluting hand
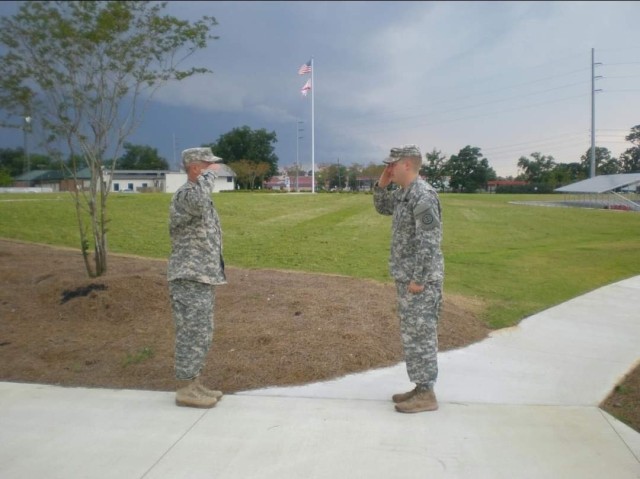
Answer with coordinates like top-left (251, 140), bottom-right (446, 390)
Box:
top-left (378, 165), bottom-right (393, 188)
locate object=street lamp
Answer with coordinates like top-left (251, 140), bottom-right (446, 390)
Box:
top-left (296, 120), bottom-right (304, 192)
top-left (23, 116), bottom-right (32, 174)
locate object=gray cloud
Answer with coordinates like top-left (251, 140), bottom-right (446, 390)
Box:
top-left (1, 1), bottom-right (639, 176)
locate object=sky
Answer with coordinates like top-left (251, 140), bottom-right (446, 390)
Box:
top-left (1, 1), bottom-right (639, 177)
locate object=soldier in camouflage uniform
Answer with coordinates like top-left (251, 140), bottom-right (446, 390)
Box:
top-left (373, 144), bottom-right (444, 413)
top-left (168, 147), bottom-right (227, 408)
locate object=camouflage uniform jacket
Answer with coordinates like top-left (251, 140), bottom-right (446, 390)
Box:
top-left (167, 172), bottom-right (226, 285)
top-left (373, 178), bottom-right (444, 285)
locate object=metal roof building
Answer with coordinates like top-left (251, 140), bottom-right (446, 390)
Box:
top-left (555, 173), bottom-right (640, 194)
top-left (554, 173), bottom-right (640, 211)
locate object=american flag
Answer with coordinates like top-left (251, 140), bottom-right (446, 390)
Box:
top-left (298, 60), bottom-right (312, 75)
top-left (301, 79), bottom-right (311, 96)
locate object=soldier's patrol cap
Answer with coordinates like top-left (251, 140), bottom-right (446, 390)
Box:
top-left (383, 144), bottom-right (422, 164)
top-left (182, 147), bottom-right (223, 169)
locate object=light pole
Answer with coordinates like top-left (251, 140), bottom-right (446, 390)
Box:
top-left (590, 47), bottom-right (602, 178)
top-left (23, 116), bottom-right (32, 174)
top-left (296, 120), bottom-right (304, 192)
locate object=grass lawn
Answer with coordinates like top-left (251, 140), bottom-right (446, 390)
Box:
top-left (1, 191), bottom-right (639, 328)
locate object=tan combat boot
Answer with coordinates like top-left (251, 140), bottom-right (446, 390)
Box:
top-left (195, 377), bottom-right (223, 400)
top-left (394, 388), bottom-right (438, 413)
top-left (392, 387), bottom-right (418, 404)
top-left (175, 379), bottom-right (218, 408)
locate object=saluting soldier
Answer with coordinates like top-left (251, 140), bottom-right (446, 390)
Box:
top-left (168, 147), bottom-right (226, 408)
top-left (373, 144), bottom-right (445, 413)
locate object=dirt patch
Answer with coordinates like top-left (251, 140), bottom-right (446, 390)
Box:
top-left (0, 239), bottom-right (488, 393)
top-left (1, 239), bottom-right (636, 433)
top-left (601, 362), bottom-right (640, 433)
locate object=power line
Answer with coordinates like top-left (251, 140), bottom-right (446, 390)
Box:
top-left (350, 81), bottom-right (588, 132)
top-left (597, 46), bottom-right (640, 52)
top-left (406, 80), bottom-right (590, 122)
top-left (341, 65), bottom-right (591, 126)
top-left (350, 48), bottom-right (638, 168)
top-left (331, 52), bottom-right (604, 135)
top-left (347, 51), bottom-right (637, 133)
top-left (487, 135), bottom-right (633, 161)
top-left (446, 52), bottom-right (589, 93)
top-left (597, 128), bottom-right (634, 131)
top-left (483, 132), bottom-right (586, 152)
top-left (487, 141), bottom-right (593, 164)
top-left (485, 139), bottom-right (590, 158)
top-left (360, 93), bottom-right (588, 134)
top-left (601, 74), bottom-right (640, 79)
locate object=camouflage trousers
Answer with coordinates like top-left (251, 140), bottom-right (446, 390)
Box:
top-left (168, 279), bottom-right (216, 381)
top-left (395, 281), bottom-right (443, 389)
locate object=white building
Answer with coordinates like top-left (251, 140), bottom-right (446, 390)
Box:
top-left (104, 170), bottom-right (166, 193)
top-left (104, 164), bottom-right (237, 194)
top-left (165, 163), bottom-right (237, 193)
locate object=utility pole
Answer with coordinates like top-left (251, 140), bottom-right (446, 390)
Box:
top-left (311, 58), bottom-right (315, 193)
top-left (337, 158), bottom-right (341, 190)
top-left (590, 48), bottom-right (602, 178)
top-left (173, 133), bottom-right (177, 170)
top-left (23, 116), bottom-right (32, 174)
top-left (295, 162), bottom-right (299, 192)
top-left (173, 133), bottom-right (183, 171)
top-left (296, 120), bottom-right (304, 192)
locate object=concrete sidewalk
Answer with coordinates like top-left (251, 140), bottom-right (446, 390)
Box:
top-left (1, 276), bottom-right (639, 478)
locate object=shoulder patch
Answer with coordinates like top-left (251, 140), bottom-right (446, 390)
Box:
top-left (414, 201), bottom-right (440, 230)
top-left (421, 210), bottom-right (436, 226)
top-left (414, 202), bottom-right (430, 217)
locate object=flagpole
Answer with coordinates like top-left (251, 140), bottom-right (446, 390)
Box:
top-left (311, 57), bottom-right (315, 193)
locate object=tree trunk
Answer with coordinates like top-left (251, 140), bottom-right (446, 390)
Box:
top-left (72, 186), bottom-right (95, 278)
top-left (72, 160), bottom-right (109, 278)
top-left (91, 166), bottom-right (108, 277)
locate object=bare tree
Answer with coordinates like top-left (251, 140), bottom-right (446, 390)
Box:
top-left (0, 1), bottom-right (218, 276)
top-left (231, 160), bottom-right (272, 190)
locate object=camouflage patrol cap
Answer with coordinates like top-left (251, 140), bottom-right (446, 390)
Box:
top-left (383, 144), bottom-right (422, 164)
top-left (182, 147), bottom-right (222, 169)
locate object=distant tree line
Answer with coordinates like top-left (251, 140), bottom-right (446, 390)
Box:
top-left (421, 124), bottom-right (640, 193)
top-left (515, 127), bottom-right (640, 186)
top-left (313, 145), bottom-right (498, 193)
top-left (3, 124), bottom-right (639, 194)
top-left (307, 124), bottom-right (640, 194)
